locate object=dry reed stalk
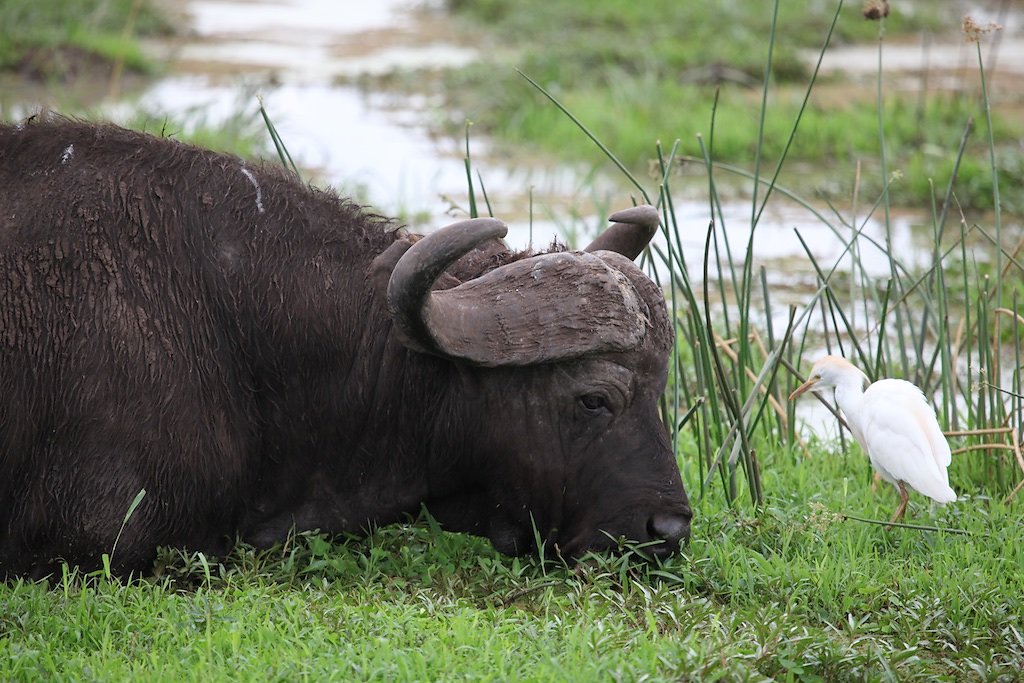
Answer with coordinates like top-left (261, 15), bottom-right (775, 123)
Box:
top-left (993, 307), bottom-right (1024, 326)
top-left (944, 427), bottom-right (1013, 437)
top-left (1007, 427), bottom-right (1024, 504)
top-left (997, 233), bottom-right (1024, 281)
top-left (951, 444), bottom-right (1016, 456)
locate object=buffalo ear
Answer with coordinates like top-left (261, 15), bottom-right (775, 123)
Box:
top-left (370, 237), bottom-right (413, 296)
top-left (583, 205), bottom-right (660, 261)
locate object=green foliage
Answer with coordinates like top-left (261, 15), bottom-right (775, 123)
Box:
top-left (445, 0), bottom-right (944, 86)
top-left (0, 0), bottom-right (172, 76)
top-left (901, 144), bottom-right (1024, 215)
top-left (109, 94), bottom-right (271, 160)
top-left (451, 73), bottom-right (1019, 178)
top-left (440, 0), bottom-right (1023, 212)
top-left (65, 29), bottom-right (151, 73)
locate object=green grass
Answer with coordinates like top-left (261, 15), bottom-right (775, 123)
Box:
top-left (120, 103), bottom-right (270, 161)
top-left (0, 0), bottom-right (173, 78)
top-left (452, 76), bottom-right (1023, 210)
top-left (445, 0), bottom-right (946, 86)
top-left (2, 448), bottom-right (1022, 680)
top-left (437, 0), bottom-right (1023, 212)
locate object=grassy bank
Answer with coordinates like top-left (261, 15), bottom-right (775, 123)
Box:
top-left (0, 0), bottom-right (173, 80)
top-left (2, 446), bottom-right (1022, 680)
top-left (439, 0), bottom-right (1023, 212)
top-left (446, 0), bottom-right (946, 85)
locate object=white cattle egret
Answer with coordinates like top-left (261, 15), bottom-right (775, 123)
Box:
top-left (789, 355), bottom-right (956, 522)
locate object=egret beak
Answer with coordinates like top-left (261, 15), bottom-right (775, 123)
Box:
top-left (788, 376), bottom-right (820, 401)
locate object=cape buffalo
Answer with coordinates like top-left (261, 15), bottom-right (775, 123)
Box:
top-left (0, 118), bottom-right (691, 579)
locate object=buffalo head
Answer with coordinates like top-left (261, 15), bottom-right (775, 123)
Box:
top-left (385, 206), bottom-right (692, 560)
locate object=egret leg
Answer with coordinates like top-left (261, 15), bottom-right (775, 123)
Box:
top-left (890, 481), bottom-right (909, 523)
top-left (870, 471), bottom-right (882, 492)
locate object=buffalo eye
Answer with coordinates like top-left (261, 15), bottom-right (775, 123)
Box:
top-left (578, 394), bottom-right (610, 415)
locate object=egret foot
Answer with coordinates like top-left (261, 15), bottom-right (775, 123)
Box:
top-left (890, 481), bottom-right (909, 523)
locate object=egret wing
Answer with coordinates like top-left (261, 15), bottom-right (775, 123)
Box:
top-left (868, 379), bottom-right (951, 470)
top-left (857, 380), bottom-right (955, 502)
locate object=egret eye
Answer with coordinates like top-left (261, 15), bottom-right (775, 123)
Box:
top-left (579, 394), bottom-right (609, 413)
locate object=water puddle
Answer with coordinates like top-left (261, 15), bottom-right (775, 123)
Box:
top-left (174, 0), bottom-right (478, 79)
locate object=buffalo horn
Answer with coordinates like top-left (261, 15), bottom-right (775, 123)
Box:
top-left (583, 204), bottom-right (660, 260)
top-left (388, 219), bottom-right (650, 367)
top-left (387, 218), bottom-right (509, 356)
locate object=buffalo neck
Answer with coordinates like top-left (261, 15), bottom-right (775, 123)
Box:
top-left (226, 231), bottom-right (475, 541)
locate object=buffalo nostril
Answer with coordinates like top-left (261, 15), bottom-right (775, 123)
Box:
top-left (647, 511), bottom-right (690, 546)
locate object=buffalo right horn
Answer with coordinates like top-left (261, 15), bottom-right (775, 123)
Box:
top-left (583, 204), bottom-right (661, 260)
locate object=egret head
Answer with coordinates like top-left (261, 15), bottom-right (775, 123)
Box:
top-left (789, 355), bottom-right (869, 400)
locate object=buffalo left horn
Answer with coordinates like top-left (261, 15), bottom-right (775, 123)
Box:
top-left (387, 217), bottom-right (509, 357)
top-left (387, 218), bottom-right (650, 366)
top-left (583, 204), bottom-right (660, 260)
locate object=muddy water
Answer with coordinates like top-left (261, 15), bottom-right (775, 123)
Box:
top-left (143, 0), bottom-right (484, 220)
top-left (142, 0), bottom-right (661, 256)
top-left (148, 1), bottom-right (650, 245)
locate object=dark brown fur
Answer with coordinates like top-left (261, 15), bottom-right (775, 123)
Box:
top-left (0, 119), bottom-right (690, 579)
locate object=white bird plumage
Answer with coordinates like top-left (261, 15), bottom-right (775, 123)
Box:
top-left (789, 355), bottom-right (956, 522)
